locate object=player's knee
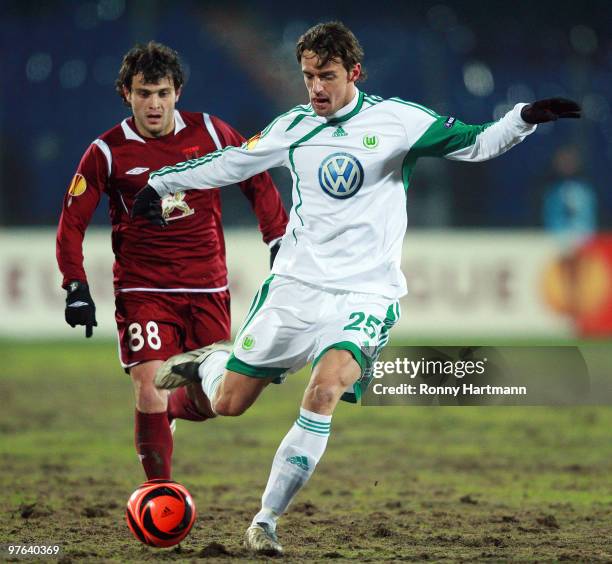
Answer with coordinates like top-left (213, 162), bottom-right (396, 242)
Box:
top-left (132, 373), bottom-right (156, 395)
top-left (304, 381), bottom-right (339, 410)
top-left (130, 364), bottom-right (167, 410)
top-left (137, 384), bottom-right (167, 408)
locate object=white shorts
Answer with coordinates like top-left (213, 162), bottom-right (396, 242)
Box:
top-left (226, 275), bottom-right (401, 402)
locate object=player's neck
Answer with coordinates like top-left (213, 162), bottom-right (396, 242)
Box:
top-left (326, 86), bottom-right (359, 121)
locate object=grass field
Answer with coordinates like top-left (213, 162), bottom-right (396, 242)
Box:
top-left (1, 340), bottom-right (611, 562)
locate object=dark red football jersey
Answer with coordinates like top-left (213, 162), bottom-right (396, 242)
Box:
top-left (57, 111), bottom-right (288, 291)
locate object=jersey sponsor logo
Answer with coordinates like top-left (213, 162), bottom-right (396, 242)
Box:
top-left (332, 126), bottom-right (348, 137)
top-left (362, 133), bottom-right (379, 149)
top-left (67, 173), bottom-right (87, 197)
top-left (318, 152), bottom-right (364, 199)
top-left (161, 192), bottom-right (195, 222)
top-left (445, 117), bottom-right (456, 128)
top-left (125, 167), bottom-right (149, 175)
top-left (181, 145), bottom-right (200, 159)
top-left (246, 133), bottom-right (261, 150)
top-left (241, 334), bottom-right (255, 350)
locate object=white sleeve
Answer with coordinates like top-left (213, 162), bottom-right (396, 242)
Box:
top-left (444, 104), bottom-right (537, 162)
top-left (148, 121), bottom-right (288, 198)
top-left (401, 102), bottom-right (537, 163)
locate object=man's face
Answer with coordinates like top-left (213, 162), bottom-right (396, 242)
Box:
top-left (301, 50), bottom-right (360, 117)
top-left (123, 74), bottom-right (180, 138)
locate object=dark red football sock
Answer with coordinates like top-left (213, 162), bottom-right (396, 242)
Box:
top-left (135, 410), bottom-right (173, 480)
top-left (167, 386), bottom-right (215, 422)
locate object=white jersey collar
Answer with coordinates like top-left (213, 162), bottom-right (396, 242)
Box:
top-left (325, 87), bottom-right (360, 122)
top-left (173, 110), bottom-right (186, 134)
top-left (121, 110), bottom-right (186, 142)
top-left (121, 119), bottom-right (146, 143)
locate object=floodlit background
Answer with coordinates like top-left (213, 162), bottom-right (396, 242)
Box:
top-left (1, 2), bottom-right (611, 561)
top-left (1, 0), bottom-right (611, 340)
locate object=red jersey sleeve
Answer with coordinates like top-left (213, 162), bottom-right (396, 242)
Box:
top-left (210, 116), bottom-right (288, 244)
top-left (56, 142), bottom-right (108, 288)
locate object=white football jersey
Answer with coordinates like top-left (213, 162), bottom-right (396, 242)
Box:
top-left (149, 89), bottom-right (536, 298)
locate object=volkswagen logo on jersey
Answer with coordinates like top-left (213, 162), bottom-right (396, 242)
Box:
top-left (318, 152), bottom-right (364, 199)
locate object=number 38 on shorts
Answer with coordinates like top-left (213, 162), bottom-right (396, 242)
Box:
top-left (117, 318), bottom-right (172, 370)
top-left (128, 321), bottom-right (162, 351)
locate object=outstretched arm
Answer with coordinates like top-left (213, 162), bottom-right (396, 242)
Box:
top-left (210, 116), bottom-right (288, 247)
top-left (412, 98), bottom-right (581, 163)
top-left (395, 97), bottom-right (580, 190)
top-left (133, 123), bottom-right (288, 223)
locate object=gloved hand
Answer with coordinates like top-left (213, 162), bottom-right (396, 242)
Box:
top-left (65, 281), bottom-right (97, 338)
top-left (270, 241), bottom-right (281, 268)
top-left (131, 184), bottom-right (167, 226)
top-left (520, 98), bottom-right (581, 124)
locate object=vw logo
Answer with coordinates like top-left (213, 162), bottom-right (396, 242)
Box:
top-left (318, 152), bottom-right (364, 199)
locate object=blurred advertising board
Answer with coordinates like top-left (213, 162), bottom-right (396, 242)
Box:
top-left (1, 229), bottom-right (609, 340)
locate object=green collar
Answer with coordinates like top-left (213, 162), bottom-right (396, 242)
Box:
top-left (327, 91), bottom-right (365, 125)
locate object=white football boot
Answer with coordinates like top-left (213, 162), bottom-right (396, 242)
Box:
top-left (244, 522), bottom-right (283, 556)
top-left (154, 343), bottom-right (231, 390)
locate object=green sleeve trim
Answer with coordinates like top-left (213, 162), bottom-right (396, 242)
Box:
top-left (226, 354), bottom-right (288, 378)
top-left (400, 117), bottom-right (494, 190)
top-left (401, 153), bottom-right (418, 192)
top-left (412, 117), bottom-right (494, 158)
top-left (151, 145), bottom-right (234, 178)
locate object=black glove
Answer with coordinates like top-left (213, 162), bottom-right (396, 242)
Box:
top-left (131, 184), bottom-right (167, 226)
top-left (270, 241), bottom-right (281, 268)
top-left (521, 98), bottom-right (581, 124)
top-left (65, 281), bottom-right (97, 338)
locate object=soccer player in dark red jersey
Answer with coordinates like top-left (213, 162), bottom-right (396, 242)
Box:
top-left (56, 42), bottom-right (288, 480)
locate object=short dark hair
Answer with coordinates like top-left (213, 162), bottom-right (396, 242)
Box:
top-left (296, 21), bottom-right (367, 81)
top-left (115, 41), bottom-right (185, 105)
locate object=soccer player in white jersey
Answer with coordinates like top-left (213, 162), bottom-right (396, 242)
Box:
top-left (132, 21), bottom-right (580, 555)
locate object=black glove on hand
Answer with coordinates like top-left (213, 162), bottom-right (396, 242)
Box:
top-left (65, 281), bottom-right (97, 338)
top-left (520, 98), bottom-right (581, 124)
top-left (270, 241), bottom-right (281, 269)
top-left (131, 184), bottom-right (167, 226)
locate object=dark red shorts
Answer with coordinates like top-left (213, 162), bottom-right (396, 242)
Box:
top-left (115, 291), bottom-right (231, 369)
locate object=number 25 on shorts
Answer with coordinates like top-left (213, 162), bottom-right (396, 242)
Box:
top-left (128, 321), bottom-right (162, 351)
top-left (343, 312), bottom-right (383, 339)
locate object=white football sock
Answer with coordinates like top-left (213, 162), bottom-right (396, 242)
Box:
top-left (252, 407), bottom-right (331, 531)
top-left (198, 350), bottom-right (229, 409)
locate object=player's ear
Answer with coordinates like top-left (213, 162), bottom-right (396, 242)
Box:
top-left (349, 63), bottom-right (361, 83)
top-left (175, 87), bottom-right (182, 102)
top-left (123, 86), bottom-right (132, 103)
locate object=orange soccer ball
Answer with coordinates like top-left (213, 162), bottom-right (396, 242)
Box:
top-left (126, 479), bottom-right (196, 548)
